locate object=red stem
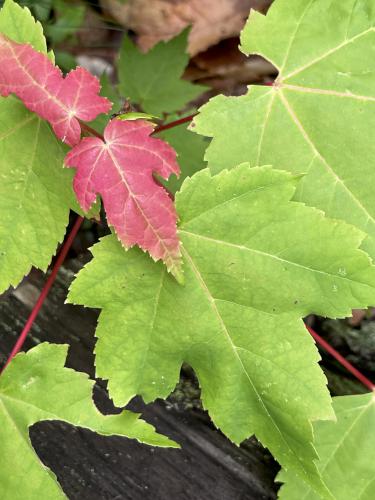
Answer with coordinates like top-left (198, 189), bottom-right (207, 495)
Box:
top-left (154, 114), bottom-right (197, 133)
top-left (1, 216), bottom-right (84, 373)
top-left (80, 114), bottom-right (197, 140)
top-left (306, 325), bottom-right (375, 391)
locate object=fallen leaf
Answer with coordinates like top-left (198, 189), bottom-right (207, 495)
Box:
top-left (101, 0), bottom-right (272, 56)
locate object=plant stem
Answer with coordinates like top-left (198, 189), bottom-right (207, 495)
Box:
top-left (154, 114), bottom-right (197, 133)
top-left (79, 114), bottom-right (197, 140)
top-left (1, 216), bottom-right (84, 373)
top-left (306, 325), bottom-right (375, 391)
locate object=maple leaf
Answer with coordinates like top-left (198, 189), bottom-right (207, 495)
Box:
top-left (69, 165), bottom-right (375, 498)
top-left (118, 31), bottom-right (207, 116)
top-left (0, 33), bottom-right (111, 146)
top-left (278, 394), bottom-right (375, 500)
top-left (65, 118), bottom-right (182, 280)
top-left (0, 0), bottom-right (47, 53)
top-left (0, 343), bottom-right (176, 499)
top-left (106, 0), bottom-right (271, 56)
top-left (192, 0), bottom-right (375, 260)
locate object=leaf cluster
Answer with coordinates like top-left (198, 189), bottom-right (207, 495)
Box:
top-left (0, 0), bottom-right (374, 498)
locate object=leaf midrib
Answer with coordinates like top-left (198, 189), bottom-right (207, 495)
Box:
top-left (282, 26), bottom-right (374, 81)
top-left (181, 245), bottom-right (315, 482)
top-left (106, 146), bottom-right (178, 272)
top-left (276, 89), bottom-right (375, 230)
top-left (281, 83), bottom-right (375, 102)
top-left (179, 178), bottom-right (292, 227)
top-left (180, 230), bottom-right (374, 290)
top-left (6, 38), bottom-right (70, 113)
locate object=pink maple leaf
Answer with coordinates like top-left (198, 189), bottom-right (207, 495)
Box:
top-left (0, 34), bottom-right (111, 146)
top-left (65, 118), bottom-right (183, 280)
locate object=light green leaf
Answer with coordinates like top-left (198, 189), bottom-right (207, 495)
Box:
top-left (0, 0), bottom-right (46, 51)
top-left (159, 115), bottom-right (208, 193)
top-left (69, 165), bottom-right (375, 497)
top-left (0, 0), bottom-right (84, 293)
top-left (0, 343), bottom-right (176, 499)
top-left (0, 98), bottom-right (78, 293)
top-left (278, 393), bottom-right (375, 500)
top-left (118, 30), bottom-right (207, 116)
top-left (117, 111), bottom-right (157, 121)
top-left (193, 0), bottom-right (375, 259)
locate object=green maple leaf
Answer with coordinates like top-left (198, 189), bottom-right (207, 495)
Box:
top-left (45, 0), bottom-right (85, 45)
top-left (0, 0), bottom-right (86, 293)
top-left (278, 393), bottom-right (375, 500)
top-left (159, 116), bottom-right (208, 193)
top-left (0, 97), bottom-right (76, 293)
top-left (192, 0), bottom-right (375, 259)
top-left (0, 0), bottom-right (47, 51)
top-left (118, 30), bottom-right (207, 116)
top-left (0, 343), bottom-right (175, 499)
top-left (69, 165), bottom-right (375, 497)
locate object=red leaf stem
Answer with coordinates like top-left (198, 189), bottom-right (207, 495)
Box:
top-left (154, 114), bottom-right (197, 133)
top-left (79, 113), bottom-right (197, 140)
top-left (1, 216), bottom-right (84, 373)
top-left (306, 326), bottom-right (375, 391)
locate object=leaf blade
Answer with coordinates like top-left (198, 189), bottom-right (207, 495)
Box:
top-left (68, 164), bottom-right (375, 497)
top-left (0, 342), bottom-right (176, 499)
top-left (0, 32), bottom-right (111, 145)
top-left (278, 393), bottom-right (375, 500)
top-left (118, 31), bottom-right (207, 116)
top-left (65, 118), bottom-right (182, 279)
top-left (193, 0), bottom-right (375, 259)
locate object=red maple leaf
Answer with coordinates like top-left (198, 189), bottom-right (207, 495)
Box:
top-left (65, 118), bottom-right (182, 280)
top-left (0, 34), bottom-right (111, 145)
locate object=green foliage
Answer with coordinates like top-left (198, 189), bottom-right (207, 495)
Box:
top-left (90, 73), bottom-right (121, 133)
top-left (118, 30), bottom-right (207, 116)
top-left (53, 49), bottom-right (76, 71)
top-left (45, 0), bottom-right (85, 44)
top-left (0, 0), bottom-right (47, 51)
top-left (69, 164), bottom-right (375, 496)
top-left (0, 0), bottom-right (81, 293)
top-left (278, 394), bottom-right (375, 500)
top-left (0, 343), bottom-right (176, 499)
top-left (159, 116), bottom-right (208, 193)
top-left (2, 0), bottom-right (53, 22)
top-left (193, 0), bottom-right (375, 260)
top-left (1, 0), bottom-right (375, 497)
top-left (0, 98), bottom-right (76, 293)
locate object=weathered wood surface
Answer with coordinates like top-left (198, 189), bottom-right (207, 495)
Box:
top-left (0, 260), bottom-right (278, 499)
